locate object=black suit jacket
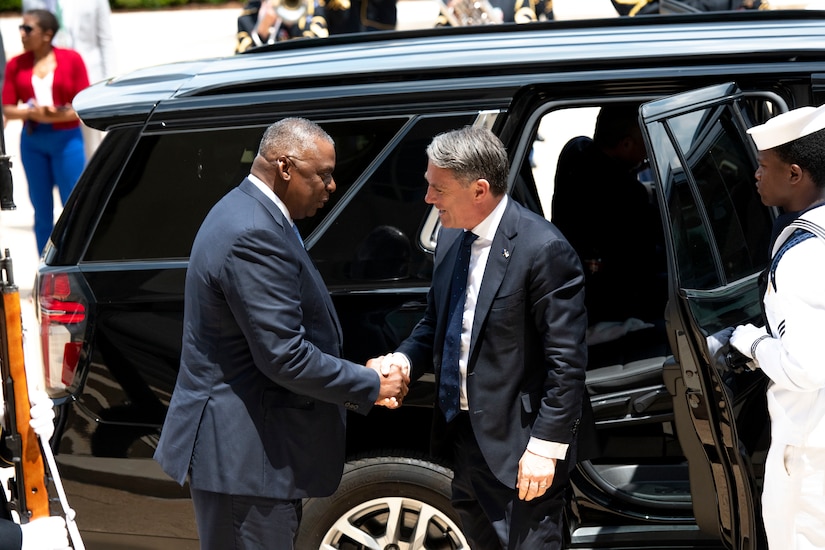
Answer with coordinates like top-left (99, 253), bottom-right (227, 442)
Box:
top-left (398, 198), bottom-right (590, 487)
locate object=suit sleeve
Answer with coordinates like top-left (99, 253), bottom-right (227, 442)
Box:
top-left (395, 229), bottom-right (460, 381)
top-left (221, 226), bottom-right (380, 411)
top-left (529, 236), bottom-right (588, 444)
top-left (396, 284), bottom-right (438, 382)
top-left (2, 56), bottom-right (21, 106)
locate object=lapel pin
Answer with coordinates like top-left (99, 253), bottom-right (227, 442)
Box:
top-left (502, 248), bottom-right (510, 259)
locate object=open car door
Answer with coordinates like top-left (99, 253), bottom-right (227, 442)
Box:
top-left (639, 82), bottom-right (779, 550)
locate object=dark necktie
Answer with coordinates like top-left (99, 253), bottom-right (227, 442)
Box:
top-left (292, 224), bottom-right (304, 247)
top-left (439, 231), bottom-right (477, 422)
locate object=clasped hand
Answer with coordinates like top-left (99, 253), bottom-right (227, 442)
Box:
top-left (366, 353), bottom-right (410, 409)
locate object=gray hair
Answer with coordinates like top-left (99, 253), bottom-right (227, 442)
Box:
top-left (426, 126), bottom-right (509, 195)
top-left (258, 117), bottom-right (334, 158)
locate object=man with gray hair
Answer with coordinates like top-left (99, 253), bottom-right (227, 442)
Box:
top-left (379, 126), bottom-right (592, 548)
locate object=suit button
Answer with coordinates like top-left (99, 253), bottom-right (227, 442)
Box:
top-left (345, 401), bottom-right (359, 411)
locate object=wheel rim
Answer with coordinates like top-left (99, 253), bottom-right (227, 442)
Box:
top-left (320, 496), bottom-right (469, 550)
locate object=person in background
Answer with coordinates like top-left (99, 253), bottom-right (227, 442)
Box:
top-left (378, 126), bottom-right (591, 549)
top-left (235, 0), bottom-right (331, 51)
top-left (436, 0), bottom-right (551, 27)
top-left (323, 0), bottom-right (397, 33)
top-left (552, 104), bottom-right (668, 366)
top-left (0, 388), bottom-right (69, 550)
top-left (154, 118), bottom-right (408, 549)
top-left (2, 9), bottom-right (89, 255)
top-left (730, 105), bottom-right (825, 550)
top-left (235, 0), bottom-right (395, 52)
top-left (22, 0), bottom-right (115, 160)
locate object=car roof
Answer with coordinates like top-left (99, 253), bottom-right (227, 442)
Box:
top-left (74, 10), bottom-right (825, 129)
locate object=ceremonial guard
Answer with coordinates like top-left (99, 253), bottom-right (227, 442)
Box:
top-left (731, 104), bottom-right (825, 550)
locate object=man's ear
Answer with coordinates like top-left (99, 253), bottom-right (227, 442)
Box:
top-left (789, 162), bottom-right (804, 184)
top-left (474, 178), bottom-right (490, 200)
top-left (277, 157), bottom-right (291, 180)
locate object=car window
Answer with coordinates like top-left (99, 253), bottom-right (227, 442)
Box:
top-left (650, 103), bottom-right (772, 290)
top-left (311, 114), bottom-right (477, 288)
top-left (525, 99), bottom-right (773, 334)
top-left (84, 119), bottom-right (408, 262)
top-left (531, 106), bottom-right (600, 216)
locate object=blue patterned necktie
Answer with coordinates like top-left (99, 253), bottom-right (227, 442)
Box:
top-left (292, 224), bottom-right (304, 248)
top-left (439, 231), bottom-right (477, 422)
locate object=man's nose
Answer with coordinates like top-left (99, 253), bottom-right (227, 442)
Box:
top-left (424, 186), bottom-right (435, 204)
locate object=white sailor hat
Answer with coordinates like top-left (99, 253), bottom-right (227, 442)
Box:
top-left (747, 104), bottom-right (825, 151)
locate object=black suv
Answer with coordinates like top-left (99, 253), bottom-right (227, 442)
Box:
top-left (33, 10), bottom-right (825, 549)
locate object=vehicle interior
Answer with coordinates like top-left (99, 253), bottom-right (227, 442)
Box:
top-left (522, 104), bottom-right (684, 515)
top-left (519, 95), bottom-right (775, 520)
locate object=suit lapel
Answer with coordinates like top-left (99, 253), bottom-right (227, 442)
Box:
top-left (434, 229), bottom-right (464, 346)
top-left (469, 200), bottom-right (519, 365)
top-left (240, 179), bottom-right (345, 352)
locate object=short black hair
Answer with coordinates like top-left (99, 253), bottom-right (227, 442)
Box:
top-left (774, 127), bottom-right (825, 188)
top-left (25, 9), bottom-right (59, 36)
top-left (593, 104), bottom-right (642, 148)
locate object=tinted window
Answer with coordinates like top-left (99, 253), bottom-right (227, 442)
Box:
top-left (651, 104), bottom-right (771, 290)
top-left (85, 119), bottom-right (407, 261)
top-left (311, 114), bottom-right (477, 288)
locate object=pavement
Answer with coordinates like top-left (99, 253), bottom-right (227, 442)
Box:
top-left (0, 2), bottom-right (442, 379)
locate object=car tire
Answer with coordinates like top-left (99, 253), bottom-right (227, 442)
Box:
top-left (297, 454), bottom-right (470, 549)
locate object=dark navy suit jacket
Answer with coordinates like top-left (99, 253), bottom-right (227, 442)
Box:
top-left (397, 198), bottom-right (590, 487)
top-left (154, 178), bottom-right (379, 499)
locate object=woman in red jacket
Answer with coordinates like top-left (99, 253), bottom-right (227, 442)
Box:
top-left (2, 9), bottom-right (89, 255)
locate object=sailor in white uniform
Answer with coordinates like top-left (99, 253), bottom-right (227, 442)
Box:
top-left (732, 104), bottom-right (825, 550)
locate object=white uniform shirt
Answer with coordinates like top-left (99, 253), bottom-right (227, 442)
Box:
top-left (754, 203), bottom-right (825, 448)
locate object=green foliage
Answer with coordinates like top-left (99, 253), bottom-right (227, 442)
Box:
top-left (0, 0), bottom-right (21, 11)
top-left (0, 0), bottom-right (233, 13)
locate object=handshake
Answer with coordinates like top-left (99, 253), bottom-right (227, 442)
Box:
top-left (366, 352), bottom-right (411, 409)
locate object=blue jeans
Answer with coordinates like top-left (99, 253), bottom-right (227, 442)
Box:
top-left (20, 123), bottom-right (85, 253)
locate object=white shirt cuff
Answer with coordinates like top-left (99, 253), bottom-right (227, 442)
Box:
top-left (527, 437), bottom-right (569, 460)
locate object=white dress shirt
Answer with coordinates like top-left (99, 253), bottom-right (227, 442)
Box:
top-left (460, 195), bottom-right (508, 408)
top-left (248, 173), bottom-right (296, 229)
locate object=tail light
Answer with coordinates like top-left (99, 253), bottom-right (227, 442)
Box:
top-left (36, 271), bottom-right (88, 395)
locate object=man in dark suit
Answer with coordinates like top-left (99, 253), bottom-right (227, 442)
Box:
top-left (153, 118), bottom-right (408, 549)
top-left (380, 126), bottom-right (589, 549)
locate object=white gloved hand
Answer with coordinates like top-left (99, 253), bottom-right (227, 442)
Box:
top-left (20, 516), bottom-right (69, 550)
top-left (706, 326), bottom-right (734, 369)
top-left (28, 389), bottom-right (55, 441)
top-left (731, 323), bottom-right (770, 362)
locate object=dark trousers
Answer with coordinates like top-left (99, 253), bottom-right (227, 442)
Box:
top-left (191, 487), bottom-right (302, 550)
top-left (449, 413), bottom-right (569, 550)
